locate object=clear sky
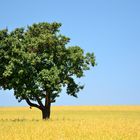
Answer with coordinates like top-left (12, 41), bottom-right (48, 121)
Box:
top-left (0, 0), bottom-right (140, 106)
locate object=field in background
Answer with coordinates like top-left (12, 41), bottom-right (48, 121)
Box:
top-left (0, 106), bottom-right (140, 140)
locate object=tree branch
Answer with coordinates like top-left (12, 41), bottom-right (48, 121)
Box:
top-left (35, 95), bottom-right (45, 109)
top-left (25, 98), bottom-right (42, 110)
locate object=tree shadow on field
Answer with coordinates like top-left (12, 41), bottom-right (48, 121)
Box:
top-left (0, 117), bottom-right (78, 122)
top-left (0, 118), bottom-right (40, 122)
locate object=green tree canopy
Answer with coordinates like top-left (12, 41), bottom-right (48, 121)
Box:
top-left (0, 22), bottom-right (96, 119)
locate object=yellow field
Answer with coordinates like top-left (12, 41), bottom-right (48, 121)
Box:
top-left (0, 106), bottom-right (140, 140)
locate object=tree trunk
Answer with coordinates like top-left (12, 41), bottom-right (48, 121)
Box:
top-left (42, 94), bottom-right (51, 119)
top-left (25, 95), bottom-right (51, 120)
top-left (42, 109), bottom-right (49, 120)
top-left (42, 103), bottom-right (51, 119)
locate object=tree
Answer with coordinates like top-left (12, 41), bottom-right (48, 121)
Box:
top-left (0, 22), bottom-right (96, 119)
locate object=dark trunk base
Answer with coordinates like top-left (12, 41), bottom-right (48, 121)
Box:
top-left (42, 94), bottom-right (51, 120)
top-left (42, 108), bottom-right (50, 120)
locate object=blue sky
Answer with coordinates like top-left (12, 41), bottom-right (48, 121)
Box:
top-left (0, 0), bottom-right (140, 106)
